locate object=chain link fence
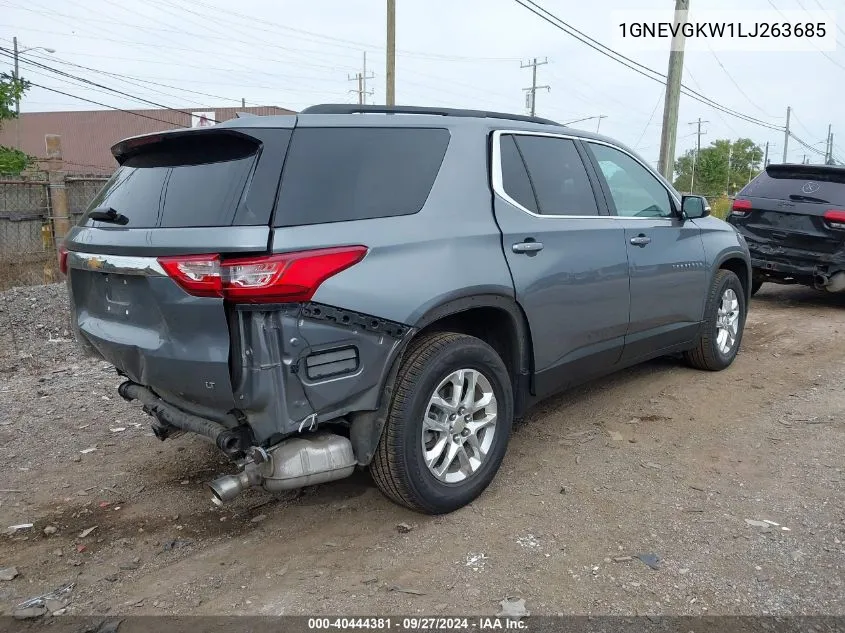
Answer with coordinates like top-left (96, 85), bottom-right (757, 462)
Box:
top-left (0, 179), bottom-right (56, 289)
top-left (0, 175), bottom-right (109, 291)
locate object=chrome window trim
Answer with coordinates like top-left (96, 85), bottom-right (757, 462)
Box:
top-left (491, 129), bottom-right (681, 221)
top-left (66, 251), bottom-right (166, 277)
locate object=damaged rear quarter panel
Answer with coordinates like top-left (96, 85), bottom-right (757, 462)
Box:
top-left (232, 303), bottom-right (411, 444)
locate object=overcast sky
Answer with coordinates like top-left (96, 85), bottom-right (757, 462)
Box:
top-left (2, 0), bottom-right (843, 166)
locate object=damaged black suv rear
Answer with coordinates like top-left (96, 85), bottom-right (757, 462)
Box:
top-left (729, 163), bottom-right (845, 294)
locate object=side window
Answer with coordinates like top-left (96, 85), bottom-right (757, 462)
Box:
top-left (512, 135), bottom-right (600, 216)
top-left (588, 143), bottom-right (673, 218)
top-left (499, 134), bottom-right (538, 213)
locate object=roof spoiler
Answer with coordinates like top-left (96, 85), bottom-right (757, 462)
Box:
top-left (766, 163), bottom-right (845, 176)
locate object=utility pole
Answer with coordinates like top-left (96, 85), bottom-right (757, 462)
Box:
top-left (386, 0), bottom-right (395, 106)
top-left (349, 73), bottom-right (364, 104)
top-left (782, 106), bottom-right (791, 163)
top-left (241, 97), bottom-right (245, 108)
top-left (657, 0), bottom-right (689, 181)
top-left (829, 133), bottom-right (835, 165)
top-left (764, 141), bottom-right (769, 167)
top-left (687, 118), bottom-right (708, 192)
top-left (348, 52), bottom-right (374, 105)
top-left (11, 37), bottom-right (56, 148)
top-left (362, 52), bottom-right (369, 104)
top-left (825, 124), bottom-right (832, 163)
top-left (521, 57), bottom-right (549, 117)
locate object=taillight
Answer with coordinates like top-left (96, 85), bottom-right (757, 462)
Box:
top-left (58, 243), bottom-right (68, 275)
top-left (824, 209), bottom-right (845, 229)
top-left (731, 199), bottom-right (752, 215)
top-left (158, 254), bottom-right (223, 297)
top-left (158, 246), bottom-right (368, 303)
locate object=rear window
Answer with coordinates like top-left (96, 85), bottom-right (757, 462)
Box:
top-left (740, 165), bottom-right (845, 204)
top-left (274, 127), bottom-right (450, 227)
top-left (84, 133), bottom-right (260, 228)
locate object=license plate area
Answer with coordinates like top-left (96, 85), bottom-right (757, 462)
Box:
top-left (103, 274), bottom-right (134, 307)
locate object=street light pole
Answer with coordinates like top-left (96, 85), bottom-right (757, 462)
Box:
top-left (13, 36), bottom-right (20, 117)
top-left (10, 38), bottom-right (56, 149)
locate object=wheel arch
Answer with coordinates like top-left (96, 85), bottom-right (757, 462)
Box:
top-left (715, 253), bottom-right (752, 304)
top-left (349, 294), bottom-right (534, 466)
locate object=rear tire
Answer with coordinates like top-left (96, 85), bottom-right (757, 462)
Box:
top-left (750, 279), bottom-right (764, 296)
top-left (684, 269), bottom-right (746, 371)
top-left (370, 332), bottom-right (513, 514)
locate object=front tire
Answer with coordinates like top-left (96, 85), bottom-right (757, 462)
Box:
top-left (684, 270), bottom-right (746, 371)
top-left (370, 332), bottom-right (513, 514)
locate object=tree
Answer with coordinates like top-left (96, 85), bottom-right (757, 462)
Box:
top-left (0, 72), bottom-right (34, 175)
top-left (673, 138), bottom-right (764, 197)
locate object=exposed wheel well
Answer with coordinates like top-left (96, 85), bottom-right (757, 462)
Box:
top-left (418, 307), bottom-right (519, 378)
top-left (415, 306), bottom-right (532, 416)
top-left (719, 258), bottom-right (750, 300)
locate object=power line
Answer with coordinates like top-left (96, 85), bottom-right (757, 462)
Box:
top-left (23, 82), bottom-right (189, 127)
top-left (809, 0), bottom-right (845, 40)
top-left (767, 0), bottom-right (845, 72)
top-left (5, 0), bottom-right (518, 109)
top-left (789, 109), bottom-right (819, 140)
top-left (513, 0), bottom-right (785, 131)
top-left (789, 132), bottom-right (827, 156)
top-left (684, 67), bottom-right (739, 136)
top-left (634, 90), bottom-right (664, 149)
top-left (0, 47), bottom-right (219, 121)
top-left (21, 49), bottom-right (245, 106)
top-left (705, 44), bottom-right (777, 118)
top-left (162, 0), bottom-right (521, 63)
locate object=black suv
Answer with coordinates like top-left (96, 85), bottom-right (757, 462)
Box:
top-left (729, 163), bottom-right (845, 294)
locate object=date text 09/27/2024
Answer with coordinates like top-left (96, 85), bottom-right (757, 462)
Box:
top-left (307, 618), bottom-right (527, 630)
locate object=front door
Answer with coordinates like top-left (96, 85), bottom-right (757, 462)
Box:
top-left (584, 142), bottom-right (707, 361)
top-left (491, 131), bottom-right (631, 398)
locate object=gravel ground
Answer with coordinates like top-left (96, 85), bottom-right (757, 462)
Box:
top-left (0, 282), bottom-right (842, 618)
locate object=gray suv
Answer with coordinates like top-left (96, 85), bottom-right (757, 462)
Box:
top-left (62, 105), bottom-right (751, 514)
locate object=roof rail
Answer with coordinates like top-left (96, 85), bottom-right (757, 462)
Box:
top-left (299, 104), bottom-right (560, 126)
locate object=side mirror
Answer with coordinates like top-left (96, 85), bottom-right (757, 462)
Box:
top-left (682, 194), bottom-right (711, 219)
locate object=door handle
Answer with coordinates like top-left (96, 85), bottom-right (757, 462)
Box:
top-left (629, 235), bottom-right (651, 247)
top-left (512, 241), bottom-right (544, 254)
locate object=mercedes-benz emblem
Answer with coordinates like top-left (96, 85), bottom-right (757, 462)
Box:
top-left (802, 181), bottom-right (821, 194)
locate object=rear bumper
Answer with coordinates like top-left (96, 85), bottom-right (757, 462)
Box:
top-left (65, 253), bottom-right (414, 447)
top-left (76, 299), bottom-right (413, 446)
top-left (745, 238), bottom-right (845, 283)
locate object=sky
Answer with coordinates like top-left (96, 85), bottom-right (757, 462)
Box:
top-left (2, 0), bottom-right (843, 168)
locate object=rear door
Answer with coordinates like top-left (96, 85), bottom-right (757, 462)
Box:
top-left (584, 141), bottom-right (707, 360)
top-left (491, 130), bottom-right (630, 398)
top-left (64, 125), bottom-right (292, 411)
top-left (730, 164), bottom-right (845, 257)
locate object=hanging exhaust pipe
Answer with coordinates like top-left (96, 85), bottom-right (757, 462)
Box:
top-left (825, 271), bottom-right (845, 293)
top-left (206, 432), bottom-right (357, 505)
top-left (813, 271), bottom-right (845, 292)
top-left (208, 471), bottom-right (254, 506)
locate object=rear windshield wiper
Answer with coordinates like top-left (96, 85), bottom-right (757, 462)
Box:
top-left (88, 206), bottom-right (129, 225)
top-left (789, 194), bottom-right (830, 204)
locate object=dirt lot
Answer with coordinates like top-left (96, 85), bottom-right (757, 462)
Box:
top-left (0, 282), bottom-right (843, 618)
